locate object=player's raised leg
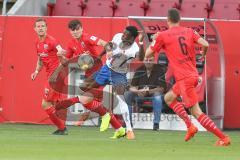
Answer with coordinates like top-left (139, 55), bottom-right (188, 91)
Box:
top-left (77, 92), bottom-right (126, 138)
top-left (54, 97), bottom-right (80, 110)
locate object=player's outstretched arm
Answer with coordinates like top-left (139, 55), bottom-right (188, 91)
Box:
top-left (137, 31), bottom-right (145, 61)
top-left (96, 39), bottom-right (108, 59)
top-left (138, 44), bottom-right (145, 61)
top-left (97, 39), bottom-right (107, 47)
top-left (31, 57), bottom-right (43, 80)
top-left (197, 37), bottom-right (209, 57)
top-left (98, 41), bottom-right (113, 59)
top-left (57, 50), bottom-right (69, 65)
top-left (145, 47), bottom-right (154, 59)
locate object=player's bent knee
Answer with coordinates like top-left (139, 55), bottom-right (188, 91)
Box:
top-left (164, 91), bottom-right (177, 105)
top-left (189, 103), bottom-right (203, 118)
top-left (41, 100), bottom-right (53, 109)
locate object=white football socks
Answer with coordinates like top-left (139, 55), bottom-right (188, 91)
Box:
top-left (116, 95), bottom-right (133, 131)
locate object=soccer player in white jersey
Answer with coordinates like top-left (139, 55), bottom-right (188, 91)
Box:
top-left (93, 26), bottom-right (144, 139)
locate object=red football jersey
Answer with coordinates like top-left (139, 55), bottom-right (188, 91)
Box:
top-left (151, 26), bottom-right (201, 81)
top-left (66, 32), bottom-right (100, 59)
top-left (36, 35), bottom-right (60, 77)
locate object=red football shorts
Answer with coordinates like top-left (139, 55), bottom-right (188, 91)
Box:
top-left (172, 76), bottom-right (199, 108)
top-left (43, 81), bottom-right (62, 102)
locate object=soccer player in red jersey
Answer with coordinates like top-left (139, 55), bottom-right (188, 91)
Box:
top-left (145, 9), bottom-right (230, 146)
top-left (57, 19), bottom-right (125, 138)
top-left (64, 19), bottom-right (107, 77)
top-left (31, 18), bottom-right (79, 135)
top-left (56, 19), bottom-right (106, 124)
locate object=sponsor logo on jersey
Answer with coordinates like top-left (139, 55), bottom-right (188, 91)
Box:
top-left (44, 44), bottom-right (49, 50)
top-left (90, 36), bottom-right (97, 41)
top-left (39, 52), bottom-right (48, 57)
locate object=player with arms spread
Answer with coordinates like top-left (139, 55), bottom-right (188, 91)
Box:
top-left (145, 8), bottom-right (230, 146)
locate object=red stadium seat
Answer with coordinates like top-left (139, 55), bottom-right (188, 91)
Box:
top-left (53, 0), bottom-right (239, 19)
top-left (47, 2), bottom-right (55, 16)
top-left (109, 0), bottom-right (119, 17)
top-left (209, 0), bottom-right (240, 20)
top-left (113, 0), bottom-right (146, 17)
top-left (82, 0), bottom-right (113, 17)
top-left (180, 0), bottom-right (210, 18)
top-left (54, 0), bottom-right (84, 16)
top-left (140, 0), bottom-right (150, 16)
top-left (146, 0), bottom-right (180, 17)
top-left (54, 0), bottom-right (114, 17)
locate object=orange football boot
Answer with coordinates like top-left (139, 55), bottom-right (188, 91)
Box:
top-left (126, 130), bottom-right (135, 140)
top-left (215, 136), bottom-right (231, 146)
top-left (185, 124), bottom-right (198, 141)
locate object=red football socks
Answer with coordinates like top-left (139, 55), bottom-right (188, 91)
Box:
top-left (170, 101), bottom-right (192, 128)
top-left (84, 100), bottom-right (122, 129)
top-left (84, 100), bottom-right (107, 116)
top-left (198, 113), bottom-right (226, 139)
top-left (55, 97), bottom-right (79, 110)
top-left (110, 113), bottom-right (122, 129)
top-left (45, 106), bottom-right (65, 130)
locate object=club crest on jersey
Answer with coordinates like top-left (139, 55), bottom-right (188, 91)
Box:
top-left (44, 44), bottom-right (49, 50)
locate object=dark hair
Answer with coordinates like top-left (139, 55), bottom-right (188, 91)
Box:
top-left (125, 26), bottom-right (138, 39)
top-left (68, 19), bottom-right (82, 30)
top-left (34, 17), bottom-right (47, 27)
top-left (168, 8), bottom-right (180, 23)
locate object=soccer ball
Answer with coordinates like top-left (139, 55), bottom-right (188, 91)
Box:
top-left (77, 53), bottom-right (94, 71)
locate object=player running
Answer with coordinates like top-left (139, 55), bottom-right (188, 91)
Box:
top-left (145, 8), bottom-right (230, 146)
top-left (31, 18), bottom-right (78, 135)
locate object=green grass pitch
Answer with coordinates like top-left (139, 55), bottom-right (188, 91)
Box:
top-left (0, 124), bottom-right (239, 160)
